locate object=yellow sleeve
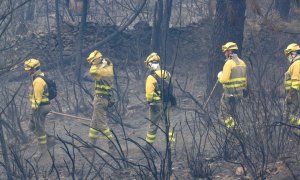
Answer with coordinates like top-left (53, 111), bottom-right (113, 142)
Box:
top-left (33, 77), bottom-right (46, 105)
top-left (89, 64), bottom-right (114, 81)
top-left (145, 75), bottom-right (157, 102)
top-left (290, 62), bottom-right (300, 90)
top-left (219, 61), bottom-right (232, 84)
top-left (290, 62), bottom-right (300, 80)
top-left (89, 65), bottom-right (98, 76)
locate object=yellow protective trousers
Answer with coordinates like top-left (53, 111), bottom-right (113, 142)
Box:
top-left (28, 105), bottom-right (51, 144)
top-left (89, 94), bottom-right (112, 140)
top-left (220, 92), bottom-right (243, 129)
top-left (145, 102), bottom-right (176, 144)
top-left (285, 89), bottom-right (300, 135)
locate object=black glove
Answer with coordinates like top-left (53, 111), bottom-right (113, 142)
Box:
top-left (243, 89), bottom-right (249, 98)
top-left (286, 92), bottom-right (292, 105)
top-left (107, 95), bottom-right (115, 108)
top-left (287, 88), bottom-right (298, 105)
top-left (170, 95), bottom-right (177, 106)
top-left (148, 101), bottom-right (154, 106)
top-left (108, 100), bottom-right (115, 108)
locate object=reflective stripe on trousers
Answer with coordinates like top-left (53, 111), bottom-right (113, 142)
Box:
top-left (220, 93), bottom-right (241, 129)
top-left (146, 133), bottom-right (156, 143)
top-left (224, 116), bottom-right (236, 129)
top-left (90, 95), bottom-right (112, 140)
top-left (145, 102), bottom-right (175, 144)
top-left (89, 127), bottom-right (112, 140)
top-left (38, 134), bottom-right (47, 144)
top-left (146, 131), bottom-right (175, 143)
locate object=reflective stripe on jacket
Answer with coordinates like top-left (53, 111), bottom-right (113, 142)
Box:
top-left (145, 69), bottom-right (171, 102)
top-left (95, 80), bottom-right (112, 95)
top-left (286, 58), bottom-right (300, 90)
top-left (30, 71), bottom-right (49, 109)
top-left (219, 55), bottom-right (247, 93)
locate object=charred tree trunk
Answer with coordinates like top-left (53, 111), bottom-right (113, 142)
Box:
top-left (151, 0), bottom-right (163, 54)
top-left (275, 0), bottom-right (291, 21)
top-left (207, 0), bottom-right (246, 93)
top-left (150, 0), bottom-right (173, 64)
top-left (0, 118), bottom-right (12, 180)
top-left (161, 0), bottom-right (173, 65)
top-left (65, 0), bottom-right (70, 8)
top-left (296, 0), bottom-right (300, 7)
top-left (55, 0), bottom-right (64, 69)
top-left (25, 0), bottom-right (35, 21)
top-left (73, 0), bottom-right (87, 113)
top-left (74, 0), bottom-right (88, 81)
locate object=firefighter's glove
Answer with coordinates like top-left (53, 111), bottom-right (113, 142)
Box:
top-left (31, 108), bottom-right (40, 120)
top-left (100, 59), bottom-right (108, 68)
top-left (170, 95), bottom-right (177, 107)
top-left (228, 95), bottom-right (235, 106)
top-left (286, 92), bottom-right (292, 105)
top-left (31, 108), bottom-right (39, 114)
top-left (148, 101), bottom-right (156, 106)
top-left (217, 71), bottom-right (222, 81)
top-left (108, 100), bottom-right (115, 108)
top-left (107, 96), bottom-right (115, 108)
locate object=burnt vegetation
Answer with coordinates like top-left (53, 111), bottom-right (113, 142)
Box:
top-left (0, 0), bottom-right (300, 179)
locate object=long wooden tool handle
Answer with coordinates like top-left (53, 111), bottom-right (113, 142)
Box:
top-left (204, 80), bottom-right (218, 109)
top-left (50, 111), bottom-right (91, 122)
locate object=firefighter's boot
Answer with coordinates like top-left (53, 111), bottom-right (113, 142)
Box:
top-left (34, 143), bottom-right (48, 160)
top-left (90, 138), bottom-right (97, 146)
top-left (47, 135), bottom-right (56, 149)
top-left (108, 140), bottom-right (117, 155)
top-left (144, 143), bottom-right (156, 158)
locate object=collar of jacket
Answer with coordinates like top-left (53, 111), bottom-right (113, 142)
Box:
top-left (225, 53), bottom-right (240, 65)
top-left (31, 69), bottom-right (44, 79)
top-left (230, 53), bottom-right (240, 65)
top-left (290, 55), bottom-right (300, 65)
top-left (150, 67), bottom-right (161, 74)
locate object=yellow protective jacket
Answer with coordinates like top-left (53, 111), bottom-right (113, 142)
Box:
top-left (145, 69), bottom-right (171, 102)
top-left (285, 57), bottom-right (300, 91)
top-left (218, 54), bottom-right (247, 93)
top-left (89, 59), bottom-right (114, 95)
top-left (30, 70), bottom-right (49, 109)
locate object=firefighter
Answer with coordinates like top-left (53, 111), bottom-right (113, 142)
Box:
top-left (24, 58), bottom-right (53, 157)
top-left (284, 43), bottom-right (300, 135)
top-left (143, 52), bottom-right (176, 154)
top-left (86, 50), bottom-right (115, 151)
top-left (218, 42), bottom-right (247, 129)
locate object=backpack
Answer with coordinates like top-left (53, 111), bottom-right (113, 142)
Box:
top-left (152, 73), bottom-right (177, 106)
top-left (37, 75), bottom-right (57, 100)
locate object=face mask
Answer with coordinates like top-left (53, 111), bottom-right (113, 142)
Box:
top-left (149, 62), bottom-right (160, 70)
top-left (287, 52), bottom-right (297, 63)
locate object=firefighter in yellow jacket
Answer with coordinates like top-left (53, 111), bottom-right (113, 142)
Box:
top-left (144, 52), bottom-right (176, 153)
top-left (284, 43), bottom-right (300, 135)
top-left (217, 42), bottom-right (247, 129)
top-left (24, 59), bottom-right (52, 157)
top-left (86, 50), bottom-right (115, 150)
